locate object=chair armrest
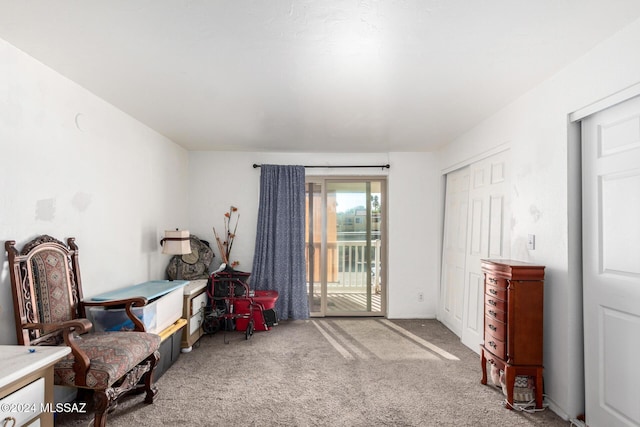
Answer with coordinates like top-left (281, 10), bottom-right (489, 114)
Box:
top-left (25, 318), bottom-right (92, 335)
top-left (25, 319), bottom-right (93, 386)
top-left (81, 297), bottom-right (149, 332)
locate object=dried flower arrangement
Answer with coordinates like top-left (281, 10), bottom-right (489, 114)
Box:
top-left (213, 205), bottom-right (240, 268)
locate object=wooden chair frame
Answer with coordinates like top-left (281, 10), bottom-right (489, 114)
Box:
top-left (5, 235), bottom-right (160, 427)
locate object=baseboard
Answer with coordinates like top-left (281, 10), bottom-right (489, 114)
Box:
top-left (544, 395), bottom-right (571, 421)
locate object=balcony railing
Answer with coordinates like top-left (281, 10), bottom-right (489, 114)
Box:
top-left (306, 239), bottom-right (382, 292)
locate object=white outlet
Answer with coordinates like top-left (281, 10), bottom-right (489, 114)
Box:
top-left (418, 292), bottom-right (424, 302)
top-left (527, 234), bottom-right (536, 250)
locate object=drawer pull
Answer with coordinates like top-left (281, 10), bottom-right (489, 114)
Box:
top-left (489, 324), bottom-right (497, 331)
top-left (489, 288), bottom-right (498, 295)
top-left (488, 299), bottom-right (497, 306)
top-left (488, 341), bottom-right (497, 350)
top-left (488, 309), bottom-right (497, 317)
top-left (488, 277), bottom-right (498, 284)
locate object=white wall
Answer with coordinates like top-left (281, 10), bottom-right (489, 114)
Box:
top-left (437, 16), bottom-right (640, 421)
top-left (188, 151), bottom-right (440, 318)
top-left (0, 39), bottom-right (189, 344)
top-left (387, 152), bottom-right (441, 318)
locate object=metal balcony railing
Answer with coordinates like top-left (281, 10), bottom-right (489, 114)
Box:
top-left (306, 239), bottom-right (382, 292)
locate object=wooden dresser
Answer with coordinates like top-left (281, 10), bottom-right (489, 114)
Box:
top-left (479, 259), bottom-right (545, 409)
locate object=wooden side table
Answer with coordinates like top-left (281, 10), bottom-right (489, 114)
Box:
top-left (0, 345), bottom-right (71, 427)
top-left (181, 279), bottom-right (209, 352)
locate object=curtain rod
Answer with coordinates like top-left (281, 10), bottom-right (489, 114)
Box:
top-left (252, 163), bottom-right (390, 169)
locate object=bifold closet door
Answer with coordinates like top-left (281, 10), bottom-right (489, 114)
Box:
top-left (440, 150), bottom-right (509, 353)
top-left (440, 166), bottom-right (470, 337)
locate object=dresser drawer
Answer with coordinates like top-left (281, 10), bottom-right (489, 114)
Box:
top-left (484, 336), bottom-right (506, 360)
top-left (189, 291), bottom-right (208, 317)
top-left (485, 274), bottom-right (507, 289)
top-left (485, 304), bottom-right (506, 323)
top-left (0, 377), bottom-right (44, 426)
top-left (485, 316), bottom-right (506, 341)
top-left (485, 283), bottom-right (506, 301)
top-left (485, 293), bottom-right (506, 312)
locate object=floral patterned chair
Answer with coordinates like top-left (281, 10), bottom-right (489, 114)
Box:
top-left (5, 235), bottom-right (161, 427)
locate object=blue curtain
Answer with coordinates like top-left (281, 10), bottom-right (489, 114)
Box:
top-left (251, 164), bottom-right (309, 320)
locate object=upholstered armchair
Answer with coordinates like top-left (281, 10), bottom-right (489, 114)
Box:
top-left (5, 235), bottom-right (161, 427)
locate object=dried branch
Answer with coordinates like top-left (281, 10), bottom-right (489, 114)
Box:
top-left (212, 227), bottom-right (228, 264)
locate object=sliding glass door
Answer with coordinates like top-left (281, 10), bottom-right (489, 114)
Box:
top-left (305, 177), bottom-right (386, 316)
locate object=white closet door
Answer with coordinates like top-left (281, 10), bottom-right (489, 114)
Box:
top-left (461, 151), bottom-right (510, 352)
top-left (440, 150), bottom-right (510, 349)
top-left (582, 96), bottom-right (640, 427)
top-left (440, 166), bottom-right (470, 336)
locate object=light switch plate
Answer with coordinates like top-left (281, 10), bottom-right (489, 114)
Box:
top-left (527, 234), bottom-right (536, 250)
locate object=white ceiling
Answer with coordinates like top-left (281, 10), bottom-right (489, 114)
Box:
top-left (2, 1), bottom-right (640, 153)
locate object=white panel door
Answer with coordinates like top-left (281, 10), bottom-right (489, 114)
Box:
top-left (582, 96), bottom-right (640, 427)
top-left (460, 151), bottom-right (510, 352)
top-left (440, 166), bottom-right (470, 336)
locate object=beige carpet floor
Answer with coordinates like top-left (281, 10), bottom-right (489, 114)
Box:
top-left (55, 319), bottom-right (570, 426)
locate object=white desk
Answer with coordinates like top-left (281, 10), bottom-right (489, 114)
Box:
top-left (0, 345), bottom-right (71, 427)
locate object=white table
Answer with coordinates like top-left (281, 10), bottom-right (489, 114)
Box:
top-left (0, 345), bottom-right (71, 427)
